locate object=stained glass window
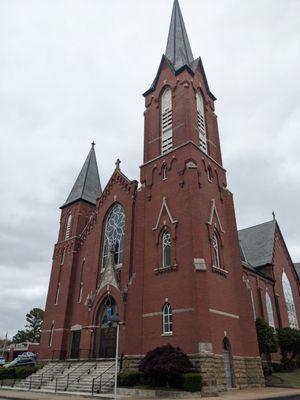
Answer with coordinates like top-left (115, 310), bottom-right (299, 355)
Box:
top-left (102, 204), bottom-right (125, 266)
top-left (213, 232), bottom-right (221, 269)
top-left (266, 292), bottom-right (275, 328)
top-left (282, 272), bottom-right (298, 329)
top-left (162, 230), bottom-right (171, 267)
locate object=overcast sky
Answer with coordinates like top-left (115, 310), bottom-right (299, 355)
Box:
top-left (0, 0), bottom-right (299, 339)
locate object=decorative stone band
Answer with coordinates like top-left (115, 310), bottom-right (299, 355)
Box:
top-left (143, 307), bottom-right (194, 318)
top-left (209, 308), bottom-right (239, 319)
top-left (41, 328), bottom-right (68, 333)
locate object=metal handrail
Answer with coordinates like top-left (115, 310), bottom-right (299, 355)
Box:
top-left (28, 361), bottom-right (69, 390)
top-left (54, 360), bottom-right (95, 392)
top-left (91, 363), bottom-right (116, 395)
top-left (64, 361), bottom-right (98, 391)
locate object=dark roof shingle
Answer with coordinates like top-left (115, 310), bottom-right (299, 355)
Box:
top-left (238, 220), bottom-right (276, 268)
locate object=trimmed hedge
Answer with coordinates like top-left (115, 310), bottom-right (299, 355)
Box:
top-left (181, 373), bottom-right (202, 392)
top-left (118, 371), bottom-right (143, 387)
top-left (0, 366), bottom-right (39, 381)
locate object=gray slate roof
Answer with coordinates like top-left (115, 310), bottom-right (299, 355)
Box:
top-left (166, 0), bottom-right (194, 70)
top-left (238, 220), bottom-right (276, 268)
top-left (62, 145), bottom-right (102, 208)
top-left (294, 263), bottom-right (300, 280)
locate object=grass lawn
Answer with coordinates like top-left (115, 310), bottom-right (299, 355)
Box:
top-left (266, 369), bottom-right (300, 387)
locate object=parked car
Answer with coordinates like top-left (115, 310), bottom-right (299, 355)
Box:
top-left (3, 355), bottom-right (36, 368)
top-left (0, 357), bottom-right (6, 367)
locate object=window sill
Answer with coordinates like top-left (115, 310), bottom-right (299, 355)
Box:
top-left (212, 265), bottom-right (228, 277)
top-left (154, 264), bottom-right (178, 275)
top-left (161, 332), bottom-right (173, 337)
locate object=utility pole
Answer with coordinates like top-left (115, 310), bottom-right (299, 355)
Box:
top-left (2, 332), bottom-right (8, 358)
top-left (107, 315), bottom-right (120, 400)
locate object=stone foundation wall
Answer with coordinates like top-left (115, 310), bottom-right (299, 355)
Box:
top-left (122, 353), bottom-right (264, 394)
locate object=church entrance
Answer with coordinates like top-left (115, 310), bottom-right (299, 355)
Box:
top-left (222, 338), bottom-right (234, 388)
top-left (98, 296), bottom-right (118, 358)
top-left (70, 331), bottom-right (81, 359)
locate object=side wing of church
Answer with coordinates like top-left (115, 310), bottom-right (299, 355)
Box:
top-left (39, 0), bottom-right (300, 392)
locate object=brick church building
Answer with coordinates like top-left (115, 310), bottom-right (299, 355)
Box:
top-left (39, 0), bottom-right (300, 392)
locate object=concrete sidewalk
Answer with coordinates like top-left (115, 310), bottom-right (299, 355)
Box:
top-left (1, 387), bottom-right (300, 400)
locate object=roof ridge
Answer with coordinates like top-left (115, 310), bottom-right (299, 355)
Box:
top-left (238, 219), bottom-right (275, 233)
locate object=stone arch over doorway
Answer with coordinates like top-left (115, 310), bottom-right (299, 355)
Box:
top-left (222, 337), bottom-right (234, 388)
top-left (95, 295), bottom-right (118, 358)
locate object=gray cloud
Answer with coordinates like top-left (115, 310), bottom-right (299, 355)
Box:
top-left (0, 0), bottom-right (299, 338)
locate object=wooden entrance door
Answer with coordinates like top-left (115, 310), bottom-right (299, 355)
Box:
top-left (70, 331), bottom-right (81, 359)
top-left (98, 296), bottom-right (117, 358)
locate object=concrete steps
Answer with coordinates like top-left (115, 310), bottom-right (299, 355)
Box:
top-left (14, 360), bottom-right (115, 394)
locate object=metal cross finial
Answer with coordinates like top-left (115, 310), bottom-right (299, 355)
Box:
top-left (272, 211), bottom-right (276, 220)
top-left (115, 159), bottom-right (121, 169)
top-left (91, 141), bottom-right (96, 148)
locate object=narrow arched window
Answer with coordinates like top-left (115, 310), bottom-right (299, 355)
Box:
top-left (161, 88), bottom-right (173, 154)
top-left (250, 289), bottom-right (256, 321)
top-left (282, 272), bottom-right (298, 329)
top-left (61, 248), bottom-right (66, 266)
top-left (55, 283), bottom-right (60, 305)
top-left (196, 90), bottom-right (207, 153)
top-left (102, 204), bottom-right (125, 267)
top-left (65, 214), bottom-right (72, 240)
top-left (49, 323), bottom-right (54, 347)
top-left (162, 230), bottom-right (171, 267)
top-left (212, 232), bottom-right (221, 269)
top-left (207, 165), bottom-right (213, 182)
top-left (266, 292), bottom-right (275, 328)
top-left (78, 283), bottom-right (83, 303)
top-left (163, 165), bottom-right (168, 180)
top-left (163, 303), bottom-right (173, 334)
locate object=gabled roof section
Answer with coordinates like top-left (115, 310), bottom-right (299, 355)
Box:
top-left (61, 144), bottom-right (102, 208)
top-left (294, 263), bottom-right (300, 280)
top-left (238, 220), bottom-right (276, 268)
top-left (166, 0), bottom-right (194, 70)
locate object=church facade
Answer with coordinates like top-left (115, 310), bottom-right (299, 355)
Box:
top-left (39, 0), bottom-right (300, 392)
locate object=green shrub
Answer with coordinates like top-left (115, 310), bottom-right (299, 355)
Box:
top-left (277, 327), bottom-right (300, 361)
top-left (0, 366), bottom-right (38, 381)
top-left (139, 344), bottom-right (192, 387)
top-left (255, 318), bottom-right (278, 355)
top-left (181, 373), bottom-right (202, 392)
top-left (117, 371), bottom-right (143, 387)
top-left (280, 359), bottom-right (298, 371)
top-left (262, 362), bottom-right (274, 377)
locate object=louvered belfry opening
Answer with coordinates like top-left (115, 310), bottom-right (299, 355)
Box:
top-left (161, 88), bottom-right (173, 154)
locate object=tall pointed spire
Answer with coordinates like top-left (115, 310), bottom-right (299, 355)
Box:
top-left (62, 143), bottom-right (102, 208)
top-left (165, 0), bottom-right (194, 70)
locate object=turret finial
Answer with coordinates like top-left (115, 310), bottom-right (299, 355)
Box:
top-left (91, 141), bottom-right (96, 148)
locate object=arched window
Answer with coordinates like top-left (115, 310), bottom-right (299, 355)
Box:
top-left (49, 323), bottom-right (54, 347)
top-left (65, 214), bottom-right (72, 240)
top-left (162, 229), bottom-right (171, 267)
top-left (250, 289), bottom-right (256, 321)
top-left (78, 283), bottom-right (83, 303)
top-left (163, 303), bottom-right (173, 334)
top-left (102, 204), bottom-right (125, 267)
top-left (212, 232), bottom-right (221, 269)
top-left (207, 165), bottom-right (213, 182)
top-left (61, 248), bottom-right (66, 266)
top-left (196, 90), bottom-right (207, 153)
top-left (163, 165), bottom-right (168, 180)
top-left (282, 272), bottom-right (298, 329)
top-left (55, 283), bottom-right (60, 305)
top-left (161, 88), bottom-right (173, 154)
top-left (266, 292), bottom-right (275, 328)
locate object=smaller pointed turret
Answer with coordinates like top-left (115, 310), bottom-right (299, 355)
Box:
top-left (61, 143), bottom-right (102, 208)
top-left (165, 0), bottom-right (194, 70)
